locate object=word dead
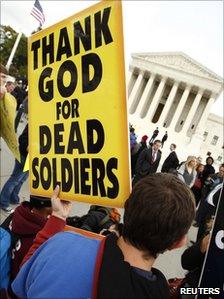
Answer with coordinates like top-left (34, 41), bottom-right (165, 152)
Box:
top-left (31, 120), bottom-right (119, 198)
top-left (39, 120), bottom-right (105, 154)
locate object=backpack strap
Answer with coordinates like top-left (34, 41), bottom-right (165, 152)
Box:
top-left (98, 214), bottom-right (110, 228)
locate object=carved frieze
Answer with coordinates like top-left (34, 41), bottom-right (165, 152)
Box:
top-left (136, 53), bottom-right (221, 81)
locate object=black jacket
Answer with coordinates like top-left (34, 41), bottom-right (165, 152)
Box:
top-left (202, 164), bottom-right (215, 182)
top-left (161, 151), bottom-right (179, 173)
top-left (135, 147), bottom-right (161, 177)
top-left (19, 124), bottom-right (28, 159)
top-left (98, 234), bottom-right (170, 299)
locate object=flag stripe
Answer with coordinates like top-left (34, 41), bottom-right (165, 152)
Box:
top-left (31, 9), bottom-right (44, 22)
top-left (31, 11), bottom-right (44, 24)
top-left (30, 0), bottom-right (45, 26)
top-left (33, 6), bottom-right (45, 21)
top-left (32, 8), bottom-right (44, 19)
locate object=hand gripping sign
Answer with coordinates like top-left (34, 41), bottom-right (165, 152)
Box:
top-left (28, 1), bottom-right (130, 207)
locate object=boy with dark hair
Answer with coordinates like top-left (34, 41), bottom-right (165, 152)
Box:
top-left (12, 173), bottom-right (195, 299)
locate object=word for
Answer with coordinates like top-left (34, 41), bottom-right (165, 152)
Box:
top-left (56, 98), bottom-right (79, 120)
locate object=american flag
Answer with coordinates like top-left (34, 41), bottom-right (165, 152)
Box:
top-left (31, 0), bottom-right (45, 27)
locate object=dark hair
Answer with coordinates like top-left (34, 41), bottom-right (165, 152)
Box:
top-left (30, 195), bottom-right (52, 209)
top-left (206, 156), bottom-right (214, 164)
top-left (171, 143), bottom-right (176, 149)
top-left (123, 173), bottom-right (195, 258)
top-left (153, 139), bottom-right (162, 144)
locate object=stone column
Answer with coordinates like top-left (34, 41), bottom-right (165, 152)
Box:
top-left (127, 70), bottom-right (133, 95)
top-left (128, 72), bottom-right (144, 112)
top-left (157, 81), bottom-right (179, 126)
top-left (169, 84), bottom-right (191, 131)
top-left (146, 76), bottom-right (167, 121)
top-left (181, 88), bottom-right (204, 134)
top-left (194, 95), bottom-right (215, 135)
top-left (135, 73), bottom-right (156, 117)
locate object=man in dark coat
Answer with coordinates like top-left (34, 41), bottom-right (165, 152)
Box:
top-left (149, 127), bottom-right (159, 145)
top-left (161, 131), bottom-right (168, 148)
top-left (133, 140), bottom-right (162, 185)
top-left (161, 143), bottom-right (179, 173)
top-left (131, 135), bottom-right (148, 177)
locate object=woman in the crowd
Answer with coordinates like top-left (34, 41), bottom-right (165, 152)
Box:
top-left (191, 163), bottom-right (205, 206)
top-left (178, 156), bottom-right (197, 189)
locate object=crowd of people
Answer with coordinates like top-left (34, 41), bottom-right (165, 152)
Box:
top-left (0, 63), bottom-right (223, 298)
top-left (129, 125), bottom-right (224, 297)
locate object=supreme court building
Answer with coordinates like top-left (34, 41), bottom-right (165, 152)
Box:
top-left (128, 52), bottom-right (223, 167)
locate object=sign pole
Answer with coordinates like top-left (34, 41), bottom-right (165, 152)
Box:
top-left (6, 31), bottom-right (23, 72)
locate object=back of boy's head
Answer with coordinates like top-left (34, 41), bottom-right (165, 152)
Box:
top-left (123, 173), bottom-right (195, 258)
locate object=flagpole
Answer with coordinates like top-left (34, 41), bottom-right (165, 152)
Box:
top-left (5, 31), bottom-right (23, 72)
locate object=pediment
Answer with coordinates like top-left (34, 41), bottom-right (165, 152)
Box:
top-left (133, 52), bottom-right (222, 82)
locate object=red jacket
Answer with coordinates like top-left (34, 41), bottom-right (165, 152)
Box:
top-left (21, 215), bottom-right (65, 266)
top-left (10, 202), bottom-right (47, 279)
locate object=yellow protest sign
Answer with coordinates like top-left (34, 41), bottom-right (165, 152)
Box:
top-left (23, 153), bottom-right (29, 172)
top-left (0, 93), bottom-right (20, 161)
top-left (28, 0), bottom-right (130, 207)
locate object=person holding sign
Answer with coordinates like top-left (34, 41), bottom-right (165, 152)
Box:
top-left (12, 173), bottom-right (195, 299)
